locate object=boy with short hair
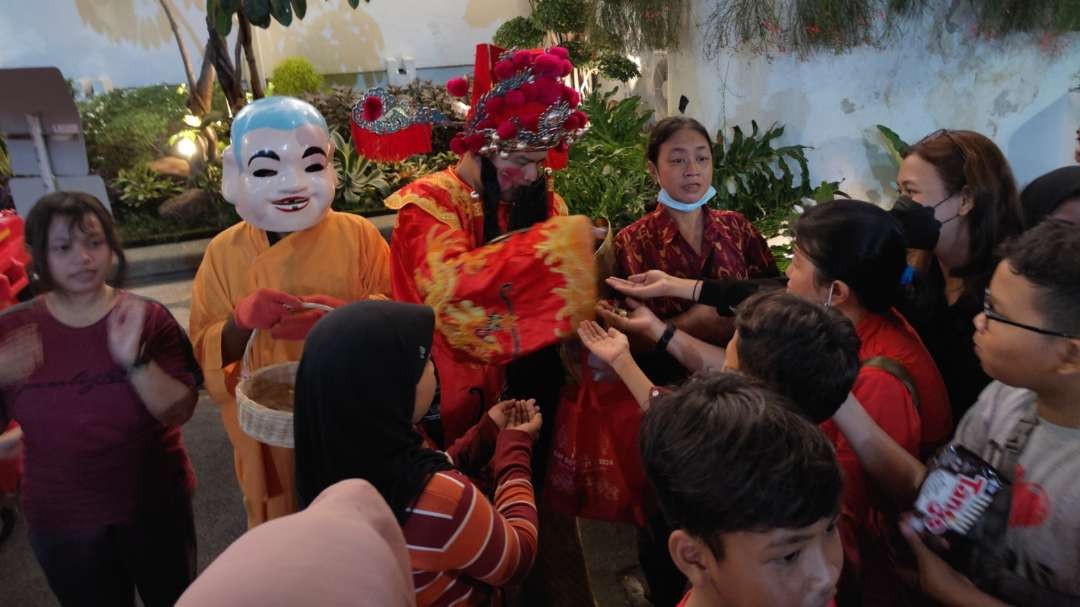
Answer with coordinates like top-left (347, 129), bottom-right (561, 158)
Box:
top-left (640, 372), bottom-right (843, 607)
top-left (832, 219), bottom-right (1080, 605)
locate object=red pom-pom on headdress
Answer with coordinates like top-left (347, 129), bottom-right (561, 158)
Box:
top-left (533, 53), bottom-right (562, 77)
top-left (361, 95), bottom-right (383, 122)
top-left (484, 95), bottom-right (506, 115)
top-left (493, 60), bottom-right (516, 81)
top-left (563, 86), bottom-right (581, 108)
top-left (496, 121), bottom-right (518, 140)
top-left (549, 46), bottom-right (570, 60)
top-left (447, 76), bottom-right (469, 98)
top-left (505, 90), bottom-right (526, 109)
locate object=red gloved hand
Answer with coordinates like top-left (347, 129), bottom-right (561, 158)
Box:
top-left (234, 289), bottom-right (303, 331)
top-left (268, 294), bottom-right (347, 340)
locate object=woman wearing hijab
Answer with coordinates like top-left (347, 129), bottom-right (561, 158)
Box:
top-left (177, 479), bottom-right (416, 607)
top-left (293, 301), bottom-right (542, 607)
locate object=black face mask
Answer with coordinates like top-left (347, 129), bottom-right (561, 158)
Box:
top-left (889, 195), bottom-right (942, 251)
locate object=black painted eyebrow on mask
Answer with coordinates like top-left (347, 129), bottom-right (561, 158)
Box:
top-left (248, 150), bottom-right (281, 166)
top-left (302, 146), bottom-right (327, 159)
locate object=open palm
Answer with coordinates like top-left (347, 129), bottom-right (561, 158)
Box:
top-left (107, 297), bottom-right (148, 368)
top-left (578, 320), bottom-right (629, 366)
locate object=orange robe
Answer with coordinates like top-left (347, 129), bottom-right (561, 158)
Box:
top-left (386, 168), bottom-right (595, 443)
top-left (189, 211), bottom-right (391, 527)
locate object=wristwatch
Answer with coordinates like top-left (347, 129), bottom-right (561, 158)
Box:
top-left (655, 322), bottom-right (677, 353)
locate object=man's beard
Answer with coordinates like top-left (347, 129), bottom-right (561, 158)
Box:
top-left (479, 156), bottom-right (550, 243)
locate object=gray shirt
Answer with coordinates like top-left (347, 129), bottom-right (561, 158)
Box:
top-left (954, 381), bottom-right (1080, 597)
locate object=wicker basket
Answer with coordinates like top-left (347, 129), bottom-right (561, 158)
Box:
top-left (235, 303), bottom-right (333, 448)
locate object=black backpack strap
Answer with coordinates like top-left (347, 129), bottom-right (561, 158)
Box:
top-left (862, 355), bottom-right (921, 413)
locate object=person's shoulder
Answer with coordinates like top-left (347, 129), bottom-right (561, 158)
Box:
top-left (956, 381), bottom-right (1035, 447)
top-left (119, 291), bottom-right (182, 328)
top-left (387, 169), bottom-right (458, 201)
top-left (0, 298), bottom-right (41, 328)
top-left (709, 208), bottom-right (754, 225)
top-left (326, 211), bottom-right (383, 236)
top-left (204, 220), bottom-right (253, 254)
top-left (615, 207), bottom-right (661, 241)
top-left (409, 471), bottom-right (478, 527)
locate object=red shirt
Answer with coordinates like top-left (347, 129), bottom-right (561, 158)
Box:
top-left (0, 294), bottom-right (200, 530)
top-left (821, 309), bottom-right (950, 603)
top-left (614, 205), bottom-right (777, 318)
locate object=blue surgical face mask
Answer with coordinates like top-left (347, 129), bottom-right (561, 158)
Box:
top-left (657, 185), bottom-right (717, 212)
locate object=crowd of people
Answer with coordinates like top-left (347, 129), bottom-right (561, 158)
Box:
top-left (1, 42), bottom-right (1079, 607)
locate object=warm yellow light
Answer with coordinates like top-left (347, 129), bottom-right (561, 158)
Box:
top-left (176, 138), bottom-right (198, 158)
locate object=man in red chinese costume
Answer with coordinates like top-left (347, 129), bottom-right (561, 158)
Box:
top-left (353, 44), bottom-right (596, 452)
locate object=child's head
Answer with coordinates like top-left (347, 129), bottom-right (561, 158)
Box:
top-left (1019, 165), bottom-right (1080, 228)
top-left (974, 219), bottom-right (1080, 392)
top-left (728, 290), bottom-right (861, 423)
top-left (24, 191), bottom-right (125, 294)
top-left (788, 199), bottom-right (906, 315)
top-left (641, 373), bottom-right (843, 607)
top-left (646, 116), bottom-right (713, 206)
top-left (293, 301), bottom-right (451, 520)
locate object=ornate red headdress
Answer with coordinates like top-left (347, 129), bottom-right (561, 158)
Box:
top-left (350, 44), bottom-right (587, 169)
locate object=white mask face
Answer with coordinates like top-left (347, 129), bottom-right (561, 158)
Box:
top-left (222, 123), bottom-right (336, 233)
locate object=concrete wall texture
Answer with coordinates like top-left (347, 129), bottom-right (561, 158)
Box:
top-left (633, 0), bottom-right (1080, 203)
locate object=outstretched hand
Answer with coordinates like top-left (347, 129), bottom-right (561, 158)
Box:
top-left (605, 270), bottom-right (696, 301)
top-left (578, 320), bottom-right (630, 367)
top-left (597, 298), bottom-right (665, 342)
top-left (506, 398), bottom-right (542, 441)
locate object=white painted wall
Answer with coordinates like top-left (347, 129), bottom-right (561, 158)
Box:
top-left (0, 0), bottom-right (528, 90)
top-left (636, 0), bottom-right (1080, 203)
top-left (0, 0), bottom-right (213, 90)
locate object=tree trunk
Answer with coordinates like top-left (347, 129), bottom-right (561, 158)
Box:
top-left (158, 0), bottom-right (198, 99)
top-left (237, 13), bottom-right (264, 99)
top-left (205, 15), bottom-right (245, 112)
top-left (190, 45), bottom-right (217, 117)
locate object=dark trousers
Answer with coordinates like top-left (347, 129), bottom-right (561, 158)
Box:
top-left (29, 496), bottom-right (196, 607)
top-left (503, 344), bottom-right (564, 490)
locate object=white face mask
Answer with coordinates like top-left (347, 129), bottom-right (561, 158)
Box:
top-left (222, 124), bottom-right (337, 233)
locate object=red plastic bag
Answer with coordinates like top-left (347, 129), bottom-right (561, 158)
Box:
top-left (544, 349), bottom-right (646, 527)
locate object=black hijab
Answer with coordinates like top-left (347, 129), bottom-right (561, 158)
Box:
top-left (293, 301), bottom-right (453, 523)
top-left (1020, 165), bottom-right (1080, 228)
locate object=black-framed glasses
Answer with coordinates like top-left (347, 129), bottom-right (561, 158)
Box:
top-left (920, 128), bottom-right (968, 165)
top-left (982, 289), bottom-right (1079, 339)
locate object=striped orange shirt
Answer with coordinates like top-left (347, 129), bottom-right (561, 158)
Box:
top-left (404, 429), bottom-right (537, 607)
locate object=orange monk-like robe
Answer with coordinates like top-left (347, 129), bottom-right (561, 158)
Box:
top-left (189, 211), bottom-right (391, 528)
top-left (386, 168), bottom-right (596, 444)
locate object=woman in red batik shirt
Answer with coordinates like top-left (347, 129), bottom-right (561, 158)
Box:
top-left (613, 116), bottom-right (778, 349)
top-left (0, 192), bottom-right (201, 607)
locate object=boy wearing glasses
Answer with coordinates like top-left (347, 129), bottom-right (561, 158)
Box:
top-left (831, 218), bottom-right (1080, 605)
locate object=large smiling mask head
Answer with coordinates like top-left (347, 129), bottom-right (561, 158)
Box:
top-left (222, 97), bottom-right (337, 233)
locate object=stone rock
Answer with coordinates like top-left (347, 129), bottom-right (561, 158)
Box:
top-left (148, 156), bottom-right (191, 179)
top-left (159, 188), bottom-right (212, 224)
